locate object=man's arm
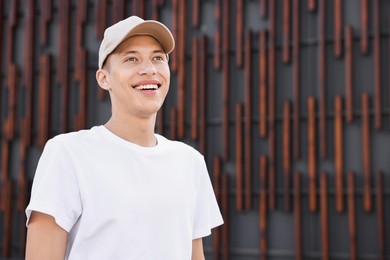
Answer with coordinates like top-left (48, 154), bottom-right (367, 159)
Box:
top-left (192, 238), bottom-right (205, 260)
top-left (25, 211), bottom-right (68, 260)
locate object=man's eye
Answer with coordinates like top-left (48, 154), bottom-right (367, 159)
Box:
top-left (153, 56), bottom-right (165, 61)
top-left (125, 57), bottom-right (137, 62)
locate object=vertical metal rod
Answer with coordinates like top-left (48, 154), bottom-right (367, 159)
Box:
top-left (112, 0), bottom-right (125, 24)
top-left (345, 25), bottom-right (354, 123)
top-left (259, 155), bottom-right (267, 260)
top-left (360, 0), bottom-right (368, 54)
top-left (268, 0), bottom-right (276, 211)
top-left (259, 30), bottom-right (268, 138)
top-left (57, 0), bottom-right (70, 132)
top-left (199, 36), bottom-right (207, 154)
top-left (308, 0), bottom-right (316, 12)
top-left (222, 0), bottom-right (230, 160)
top-left (374, 0), bottom-right (381, 129)
top-left (283, 101), bottom-right (291, 211)
top-left (347, 171), bottom-right (357, 260)
top-left (244, 31), bottom-right (252, 210)
top-left (307, 96), bottom-right (317, 213)
top-left (376, 171), bottom-right (385, 260)
top-left (74, 0), bottom-right (88, 131)
top-left (236, 0), bottom-right (243, 67)
top-left (192, 0), bottom-right (199, 27)
top-left (260, 0), bottom-right (267, 18)
top-left (293, 0), bottom-right (300, 159)
top-left (212, 157), bottom-right (221, 260)
top-left (334, 95), bottom-right (344, 213)
top-left (334, 0), bottom-right (342, 57)
top-left (191, 36), bottom-right (199, 140)
top-left (171, 0), bottom-right (178, 71)
top-left (294, 172), bottom-right (302, 260)
top-left (319, 0), bottom-right (327, 159)
top-left (40, 0), bottom-right (52, 45)
top-left (38, 55), bottom-right (51, 149)
top-left (320, 172), bottom-right (329, 260)
top-left (169, 107), bottom-right (177, 140)
top-left (235, 103), bottom-right (243, 211)
top-left (361, 93), bottom-right (372, 212)
top-left (282, 0), bottom-right (291, 63)
top-left (221, 174), bottom-right (229, 259)
top-left (214, 0), bottom-right (221, 69)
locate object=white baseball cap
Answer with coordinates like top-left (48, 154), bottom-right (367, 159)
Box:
top-left (98, 16), bottom-right (175, 69)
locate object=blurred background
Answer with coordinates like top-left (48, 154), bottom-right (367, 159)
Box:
top-left (0, 0), bottom-right (389, 259)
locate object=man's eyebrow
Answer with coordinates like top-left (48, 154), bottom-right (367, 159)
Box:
top-left (152, 49), bottom-right (165, 54)
top-left (121, 49), bottom-right (165, 55)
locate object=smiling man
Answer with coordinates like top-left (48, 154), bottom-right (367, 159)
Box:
top-left (25, 16), bottom-right (223, 260)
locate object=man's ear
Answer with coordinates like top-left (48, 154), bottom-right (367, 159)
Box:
top-left (96, 69), bottom-right (110, 90)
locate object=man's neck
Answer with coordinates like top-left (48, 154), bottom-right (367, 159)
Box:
top-left (104, 115), bottom-right (157, 147)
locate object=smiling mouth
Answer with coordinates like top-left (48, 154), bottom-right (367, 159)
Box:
top-left (133, 84), bottom-right (160, 91)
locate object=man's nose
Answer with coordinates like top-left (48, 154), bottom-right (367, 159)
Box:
top-left (138, 60), bottom-right (157, 75)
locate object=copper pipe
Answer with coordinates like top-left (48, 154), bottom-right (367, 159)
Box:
top-left (283, 0), bottom-right (291, 63)
top-left (293, 0), bottom-right (300, 158)
top-left (177, 0), bottom-right (186, 139)
top-left (222, 0), bottom-right (230, 160)
top-left (260, 0), bottom-right (267, 18)
top-left (40, 0), bottom-right (52, 45)
top-left (112, 0), bottom-right (125, 24)
top-left (192, 0), bottom-right (199, 27)
top-left (376, 171), bottom-right (385, 260)
top-left (74, 0), bottom-right (88, 131)
top-left (199, 36), bottom-right (207, 154)
top-left (319, 0), bottom-right (327, 158)
top-left (170, 107), bottom-right (177, 140)
top-left (244, 31), bottom-right (252, 209)
top-left (374, 0), bottom-right (381, 129)
top-left (334, 95), bottom-right (344, 213)
top-left (307, 96), bottom-right (317, 213)
top-left (259, 155), bottom-right (267, 260)
top-left (334, 0), bottom-right (342, 57)
top-left (294, 172), bottom-right (302, 260)
top-left (57, 0), bottom-right (70, 132)
top-left (221, 174), bottom-right (229, 259)
top-left (283, 101), bottom-right (291, 211)
top-left (345, 25), bottom-right (354, 123)
top-left (361, 93), bottom-right (372, 212)
top-left (212, 157), bottom-right (221, 260)
top-left (347, 171), bottom-right (357, 260)
top-left (214, 0), bottom-right (221, 69)
top-left (191, 36), bottom-right (199, 140)
top-left (236, 0), bottom-right (244, 67)
top-left (0, 142), bottom-right (13, 257)
top-left (308, 0), bottom-right (316, 12)
top-left (360, 0), bottom-right (368, 54)
top-left (268, 0), bottom-right (276, 211)
top-left (22, 0), bottom-right (35, 145)
top-left (259, 30), bottom-right (268, 138)
top-left (235, 103), bottom-right (243, 211)
top-left (38, 55), bottom-right (51, 149)
top-left (320, 172), bottom-right (329, 260)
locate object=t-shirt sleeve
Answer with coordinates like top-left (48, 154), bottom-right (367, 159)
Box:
top-left (25, 137), bottom-right (82, 232)
top-left (192, 156), bottom-right (224, 239)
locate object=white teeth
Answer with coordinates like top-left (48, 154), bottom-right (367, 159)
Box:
top-left (134, 84), bottom-right (158, 90)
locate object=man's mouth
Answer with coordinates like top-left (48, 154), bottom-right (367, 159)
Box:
top-left (133, 84), bottom-right (160, 91)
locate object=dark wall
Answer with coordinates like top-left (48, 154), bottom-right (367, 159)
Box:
top-left (0, 0), bottom-right (389, 259)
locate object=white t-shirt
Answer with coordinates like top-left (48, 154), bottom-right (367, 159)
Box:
top-left (26, 126), bottom-right (223, 260)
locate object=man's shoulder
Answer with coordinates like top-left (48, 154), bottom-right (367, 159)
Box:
top-left (48, 126), bottom-right (101, 148)
top-left (157, 134), bottom-right (203, 157)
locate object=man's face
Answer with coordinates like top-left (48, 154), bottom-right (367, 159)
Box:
top-left (102, 35), bottom-right (170, 119)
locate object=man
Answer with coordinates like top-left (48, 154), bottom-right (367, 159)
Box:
top-left (25, 16), bottom-right (223, 259)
